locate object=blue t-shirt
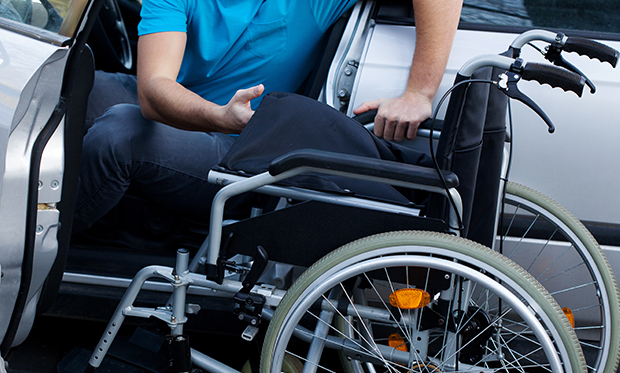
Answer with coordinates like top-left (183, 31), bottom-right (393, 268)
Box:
top-left (138, 0), bottom-right (358, 107)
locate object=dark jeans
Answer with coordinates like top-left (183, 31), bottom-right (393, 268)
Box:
top-left (74, 72), bottom-right (237, 234)
top-left (85, 71), bottom-right (140, 130)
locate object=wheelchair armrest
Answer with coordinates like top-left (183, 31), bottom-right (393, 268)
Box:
top-left (268, 149), bottom-right (459, 189)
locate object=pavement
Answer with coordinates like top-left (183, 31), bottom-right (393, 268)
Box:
top-left (5, 313), bottom-right (257, 373)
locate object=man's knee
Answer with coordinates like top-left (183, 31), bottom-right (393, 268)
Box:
top-left (82, 104), bottom-right (146, 163)
top-left (86, 72), bottom-right (139, 128)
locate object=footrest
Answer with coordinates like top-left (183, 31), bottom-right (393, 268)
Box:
top-left (58, 347), bottom-right (144, 373)
top-left (58, 328), bottom-right (169, 373)
top-left (107, 329), bottom-right (168, 372)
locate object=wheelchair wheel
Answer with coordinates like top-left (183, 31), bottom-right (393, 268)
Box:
top-left (261, 231), bottom-right (585, 373)
top-left (500, 182), bottom-right (620, 373)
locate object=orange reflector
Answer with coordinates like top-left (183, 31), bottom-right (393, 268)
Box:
top-left (411, 363), bottom-right (440, 373)
top-left (388, 333), bottom-right (408, 352)
top-left (563, 307), bottom-right (575, 328)
top-left (389, 288), bottom-right (431, 309)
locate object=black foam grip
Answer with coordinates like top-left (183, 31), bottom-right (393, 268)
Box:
top-left (564, 36), bottom-right (619, 67)
top-left (521, 62), bottom-right (585, 97)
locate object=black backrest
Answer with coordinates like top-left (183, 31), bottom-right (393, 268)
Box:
top-left (467, 65), bottom-right (510, 247)
top-left (428, 65), bottom-right (509, 247)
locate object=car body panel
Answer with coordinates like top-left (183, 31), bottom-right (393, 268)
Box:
top-left (0, 30), bottom-right (68, 345)
top-left (0, 29), bottom-right (65, 192)
top-left (0, 0), bottom-right (97, 349)
top-left (345, 24), bottom-right (620, 226)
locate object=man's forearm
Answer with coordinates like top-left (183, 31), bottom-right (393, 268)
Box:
top-left (136, 31), bottom-right (227, 133)
top-left (407, 0), bottom-right (462, 100)
top-left (139, 76), bottom-right (225, 133)
top-left (137, 31), bottom-right (260, 134)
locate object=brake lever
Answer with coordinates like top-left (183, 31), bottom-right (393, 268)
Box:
top-left (497, 71), bottom-right (556, 133)
top-left (545, 47), bottom-right (596, 94)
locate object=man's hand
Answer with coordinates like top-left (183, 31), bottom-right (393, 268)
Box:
top-left (353, 0), bottom-right (461, 142)
top-left (353, 91), bottom-right (432, 141)
top-left (219, 84), bottom-right (265, 134)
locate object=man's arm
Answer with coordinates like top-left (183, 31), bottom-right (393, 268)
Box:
top-left (137, 31), bottom-right (264, 133)
top-left (353, 0), bottom-right (462, 141)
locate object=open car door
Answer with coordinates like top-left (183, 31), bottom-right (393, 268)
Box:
top-left (0, 0), bottom-right (102, 355)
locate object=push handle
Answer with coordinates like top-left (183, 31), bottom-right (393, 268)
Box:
top-left (521, 62), bottom-right (585, 97)
top-left (563, 36), bottom-right (619, 67)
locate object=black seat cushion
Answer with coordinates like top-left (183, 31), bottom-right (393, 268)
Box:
top-left (218, 92), bottom-right (434, 205)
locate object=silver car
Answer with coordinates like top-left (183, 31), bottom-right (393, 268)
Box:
top-left (0, 0), bottom-right (618, 371)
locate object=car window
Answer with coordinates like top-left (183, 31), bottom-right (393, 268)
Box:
top-left (0, 0), bottom-right (89, 37)
top-left (461, 0), bottom-right (620, 35)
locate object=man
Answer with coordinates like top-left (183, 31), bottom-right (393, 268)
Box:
top-left (73, 0), bottom-right (463, 234)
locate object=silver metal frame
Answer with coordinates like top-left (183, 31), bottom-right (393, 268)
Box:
top-left (85, 27), bottom-right (595, 373)
top-left (202, 167), bottom-right (463, 270)
top-left (87, 159), bottom-right (465, 371)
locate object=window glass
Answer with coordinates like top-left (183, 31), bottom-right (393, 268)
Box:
top-left (0, 0), bottom-right (85, 36)
top-left (461, 0), bottom-right (620, 35)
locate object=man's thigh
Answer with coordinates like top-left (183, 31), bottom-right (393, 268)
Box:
top-left (86, 71), bottom-right (139, 129)
top-left (83, 104), bottom-right (237, 217)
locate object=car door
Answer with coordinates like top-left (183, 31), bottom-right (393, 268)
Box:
top-left (0, 0), bottom-right (101, 354)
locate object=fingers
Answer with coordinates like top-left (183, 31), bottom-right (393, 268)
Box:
top-left (406, 121), bottom-right (419, 140)
top-left (375, 115), bottom-right (415, 142)
top-left (391, 120), bottom-right (410, 142)
top-left (353, 99), bottom-right (382, 115)
top-left (368, 94), bottom-right (431, 141)
top-left (233, 84), bottom-right (265, 104)
top-left (222, 84), bottom-right (266, 134)
top-left (254, 84), bottom-right (265, 98)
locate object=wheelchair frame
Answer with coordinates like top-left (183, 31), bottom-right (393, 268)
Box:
top-left (85, 31), bottom-right (620, 373)
top-left (86, 153), bottom-right (583, 373)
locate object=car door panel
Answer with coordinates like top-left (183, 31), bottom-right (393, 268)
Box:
top-left (0, 0), bottom-right (100, 351)
top-left (0, 36), bottom-right (68, 347)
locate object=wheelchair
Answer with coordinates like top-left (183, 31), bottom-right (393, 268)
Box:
top-left (85, 31), bottom-right (620, 373)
